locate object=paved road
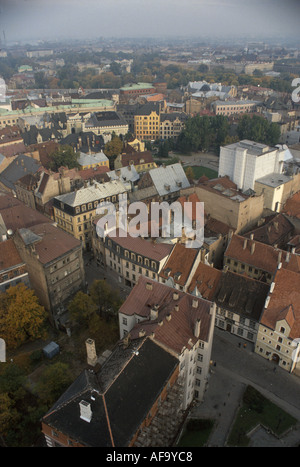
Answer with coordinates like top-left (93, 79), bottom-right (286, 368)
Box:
top-left (191, 328), bottom-right (300, 446)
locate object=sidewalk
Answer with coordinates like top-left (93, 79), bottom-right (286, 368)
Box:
top-left (190, 329), bottom-right (300, 447)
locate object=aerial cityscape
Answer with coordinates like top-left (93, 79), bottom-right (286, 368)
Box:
top-left (0, 0), bottom-right (300, 451)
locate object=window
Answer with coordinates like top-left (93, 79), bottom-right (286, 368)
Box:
top-left (122, 317), bottom-right (127, 325)
top-left (280, 326), bottom-right (285, 334)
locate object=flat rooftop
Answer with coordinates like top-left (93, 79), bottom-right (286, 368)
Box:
top-left (223, 139), bottom-right (274, 156)
top-left (255, 172), bottom-right (292, 187)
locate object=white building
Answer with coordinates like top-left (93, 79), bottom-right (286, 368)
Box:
top-left (218, 140), bottom-right (293, 192)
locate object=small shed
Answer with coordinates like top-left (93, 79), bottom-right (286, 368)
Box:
top-left (43, 341), bottom-right (60, 359)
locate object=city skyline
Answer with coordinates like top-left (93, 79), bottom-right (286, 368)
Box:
top-left (1, 0), bottom-right (300, 44)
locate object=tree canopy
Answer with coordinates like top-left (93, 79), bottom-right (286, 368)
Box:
top-left (0, 284), bottom-right (48, 349)
top-left (237, 114), bottom-right (281, 146)
top-left (176, 115), bottom-right (230, 153)
top-left (49, 145), bottom-right (80, 171)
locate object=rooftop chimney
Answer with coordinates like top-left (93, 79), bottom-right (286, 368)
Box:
top-left (243, 238), bottom-right (247, 249)
top-left (86, 338), bottom-right (97, 367)
top-left (278, 251), bottom-right (282, 264)
top-left (173, 292), bottom-right (179, 301)
top-left (79, 400), bottom-right (92, 423)
top-left (150, 304), bottom-right (159, 320)
top-left (192, 299), bottom-right (198, 308)
top-left (194, 319), bottom-right (201, 338)
top-left (250, 242), bottom-right (255, 255)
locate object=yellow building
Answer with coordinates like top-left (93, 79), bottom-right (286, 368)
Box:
top-left (53, 179), bottom-right (128, 250)
top-left (77, 151), bottom-right (109, 170)
top-left (134, 104), bottom-right (161, 141)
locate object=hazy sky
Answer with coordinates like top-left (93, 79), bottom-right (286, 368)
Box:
top-left (0, 0), bottom-right (299, 43)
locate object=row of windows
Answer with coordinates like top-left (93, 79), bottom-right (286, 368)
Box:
top-left (58, 194), bottom-right (124, 216)
top-left (256, 347), bottom-right (289, 367)
top-left (107, 241), bottom-right (158, 270)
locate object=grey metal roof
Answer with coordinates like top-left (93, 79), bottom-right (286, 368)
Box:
top-left (149, 163), bottom-right (190, 196)
top-left (0, 155), bottom-right (41, 190)
top-left (78, 151), bottom-right (108, 166)
top-left (55, 179), bottom-right (128, 207)
top-left (107, 165), bottom-right (139, 183)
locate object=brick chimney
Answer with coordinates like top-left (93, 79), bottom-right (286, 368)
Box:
top-left (86, 338), bottom-right (97, 367)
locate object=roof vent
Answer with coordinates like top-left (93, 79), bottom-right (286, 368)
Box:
top-left (79, 400), bottom-right (92, 423)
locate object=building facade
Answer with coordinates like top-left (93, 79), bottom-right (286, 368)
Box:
top-left (218, 140), bottom-right (291, 192)
top-left (13, 222), bottom-right (85, 327)
top-left (255, 267), bottom-right (300, 375)
top-left (53, 179), bottom-right (128, 250)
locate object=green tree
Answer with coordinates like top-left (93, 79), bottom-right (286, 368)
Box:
top-left (104, 135), bottom-right (123, 158)
top-left (237, 114), bottom-right (281, 146)
top-left (68, 291), bottom-right (97, 327)
top-left (49, 145), bottom-right (80, 171)
top-left (89, 279), bottom-right (122, 317)
top-left (36, 362), bottom-right (73, 405)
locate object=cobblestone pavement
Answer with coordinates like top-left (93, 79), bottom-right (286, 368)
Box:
top-left (190, 328), bottom-right (300, 447)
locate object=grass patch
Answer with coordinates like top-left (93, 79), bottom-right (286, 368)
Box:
top-left (184, 165), bottom-right (218, 180)
top-left (177, 419), bottom-right (214, 447)
top-left (227, 385), bottom-right (297, 447)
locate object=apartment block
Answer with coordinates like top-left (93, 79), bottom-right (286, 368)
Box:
top-left (118, 276), bottom-right (216, 406)
top-left (218, 139), bottom-right (292, 191)
top-left (53, 179), bottom-right (128, 250)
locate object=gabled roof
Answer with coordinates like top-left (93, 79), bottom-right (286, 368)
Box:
top-left (17, 222), bottom-right (81, 264)
top-left (54, 179), bottom-right (128, 207)
top-left (107, 229), bottom-right (173, 262)
top-left (119, 150), bottom-right (154, 167)
top-left (260, 267), bottom-right (300, 340)
top-left (149, 163), bottom-right (190, 197)
top-left (159, 243), bottom-right (199, 287)
top-left (0, 192), bottom-right (52, 231)
top-left (188, 262), bottom-right (222, 300)
top-left (119, 276), bottom-right (213, 353)
top-left (225, 234), bottom-right (299, 275)
top-left (0, 154), bottom-right (41, 191)
top-left (214, 270), bottom-right (269, 321)
top-left (245, 213), bottom-right (294, 246)
top-left (78, 151), bottom-right (108, 167)
top-left (0, 238), bottom-right (24, 271)
top-left (42, 337), bottom-right (178, 447)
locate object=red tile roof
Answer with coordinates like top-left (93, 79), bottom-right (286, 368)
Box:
top-left (225, 234), bottom-right (300, 275)
top-left (0, 192), bottom-right (52, 231)
top-left (119, 151), bottom-right (154, 167)
top-left (282, 192), bottom-right (300, 219)
top-left (159, 243), bottom-right (199, 286)
top-left (260, 267), bottom-right (300, 340)
top-left (0, 239), bottom-right (24, 271)
top-left (18, 222), bottom-right (81, 265)
top-left (108, 229), bottom-right (173, 262)
top-left (188, 262), bottom-right (222, 300)
top-left (119, 276), bottom-right (214, 353)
